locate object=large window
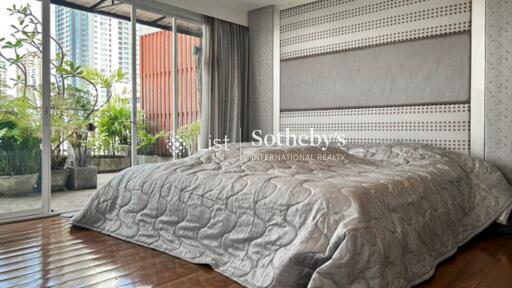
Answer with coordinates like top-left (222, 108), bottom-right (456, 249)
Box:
top-left (0, 0), bottom-right (204, 221)
top-left (49, 4), bottom-right (134, 212)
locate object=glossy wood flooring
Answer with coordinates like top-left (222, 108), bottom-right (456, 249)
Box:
top-left (0, 217), bottom-right (511, 288)
top-left (0, 217), bottom-right (241, 288)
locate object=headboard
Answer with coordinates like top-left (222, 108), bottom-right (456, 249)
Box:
top-left (275, 0), bottom-right (472, 154)
top-left (280, 104), bottom-right (470, 154)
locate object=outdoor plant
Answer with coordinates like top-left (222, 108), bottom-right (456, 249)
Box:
top-left (177, 121), bottom-right (201, 155)
top-left (137, 111), bottom-right (167, 155)
top-left (0, 119), bottom-right (41, 176)
top-left (0, 3), bottom-right (126, 169)
top-left (0, 94), bottom-right (41, 176)
top-left (83, 67), bottom-right (125, 105)
top-left (94, 101), bottom-right (168, 156)
top-left (50, 86), bottom-right (93, 169)
top-left (68, 123), bottom-right (96, 168)
top-left (96, 96), bottom-right (131, 156)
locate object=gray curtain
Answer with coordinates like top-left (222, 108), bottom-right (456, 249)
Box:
top-left (200, 17), bottom-right (249, 148)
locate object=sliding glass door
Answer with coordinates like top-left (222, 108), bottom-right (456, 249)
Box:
top-left (135, 10), bottom-right (204, 164)
top-left (0, 0), bottom-right (204, 222)
top-left (176, 19), bottom-right (203, 156)
top-left (0, 0), bottom-right (44, 220)
top-left (135, 10), bottom-right (175, 164)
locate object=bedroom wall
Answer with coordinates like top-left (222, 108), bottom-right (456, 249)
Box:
top-left (485, 0), bottom-right (512, 182)
top-left (248, 6), bottom-right (274, 135)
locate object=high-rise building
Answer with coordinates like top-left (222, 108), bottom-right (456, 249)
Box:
top-left (54, 7), bottom-right (90, 77)
top-left (16, 52), bottom-right (41, 99)
top-left (0, 59), bottom-right (7, 95)
top-left (55, 5), bottom-right (131, 103)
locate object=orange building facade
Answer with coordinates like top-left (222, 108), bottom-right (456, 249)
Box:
top-left (140, 31), bottom-right (202, 155)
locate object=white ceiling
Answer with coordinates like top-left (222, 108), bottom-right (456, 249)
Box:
top-left (157, 0), bottom-right (315, 26)
top-left (201, 0), bottom-right (307, 11)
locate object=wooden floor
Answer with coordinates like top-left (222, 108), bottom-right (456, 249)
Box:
top-left (0, 217), bottom-right (241, 288)
top-left (0, 217), bottom-right (511, 288)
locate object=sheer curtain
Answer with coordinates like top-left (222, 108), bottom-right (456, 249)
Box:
top-left (200, 17), bottom-right (249, 149)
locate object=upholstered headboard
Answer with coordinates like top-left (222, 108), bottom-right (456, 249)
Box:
top-left (280, 104), bottom-right (470, 154)
top-left (276, 0), bottom-right (472, 154)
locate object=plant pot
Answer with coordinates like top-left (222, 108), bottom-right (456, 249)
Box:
top-left (137, 155), bottom-right (173, 165)
top-left (51, 169), bottom-right (70, 192)
top-left (0, 173), bottom-right (39, 196)
top-left (117, 144), bottom-right (130, 157)
top-left (66, 166), bottom-right (97, 190)
top-left (88, 156), bottom-right (131, 173)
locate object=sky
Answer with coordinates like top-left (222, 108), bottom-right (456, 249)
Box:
top-left (0, 0), bottom-right (46, 53)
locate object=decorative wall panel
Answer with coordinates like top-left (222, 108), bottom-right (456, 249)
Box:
top-left (485, 0), bottom-right (512, 182)
top-left (281, 33), bottom-right (470, 110)
top-left (280, 0), bottom-right (471, 60)
top-left (280, 104), bottom-right (470, 154)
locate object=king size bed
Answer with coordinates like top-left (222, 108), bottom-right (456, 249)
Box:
top-left (72, 143), bottom-right (512, 288)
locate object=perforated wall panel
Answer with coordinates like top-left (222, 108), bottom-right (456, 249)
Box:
top-left (280, 104), bottom-right (470, 154)
top-left (280, 0), bottom-right (472, 60)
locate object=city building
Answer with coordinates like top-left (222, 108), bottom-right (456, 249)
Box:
top-left (55, 5), bottom-right (131, 103)
top-left (140, 31), bottom-right (202, 155)
top-left (16, 52), bottom-right (41, 99)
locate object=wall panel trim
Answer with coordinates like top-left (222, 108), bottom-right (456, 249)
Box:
top-left (273, 5), bottom-right (281, 136)
top-left (470, 0), bottom-right (486, 159)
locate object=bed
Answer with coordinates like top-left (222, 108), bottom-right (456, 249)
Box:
top-left (72, 143), bottom-right (512, 288)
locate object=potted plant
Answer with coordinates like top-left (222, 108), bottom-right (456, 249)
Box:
top-left (50, 152), bottom-right (68, 192)
top-left (50, 87), bottom-right (95, 191)
top-left (66, 125), bottom-right (97, 190)
top-left (88, 96), bottom-right (132, 172)
top-left (0, 112), bottom-right (41, 196)
top-left (96, 96), bottom-right (131, 156)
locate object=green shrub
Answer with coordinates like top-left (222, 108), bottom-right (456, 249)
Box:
top-left (136, 110), bottom-right (168, 155)
top-left (96, 96), bottom-right (131, 155)
top-left (177, 121), bottom-right (201, 147)
top-left (0, 118), bottom-right (41, 176)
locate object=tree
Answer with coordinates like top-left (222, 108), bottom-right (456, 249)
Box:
top-left (0, 3), bottom-right (126, 169)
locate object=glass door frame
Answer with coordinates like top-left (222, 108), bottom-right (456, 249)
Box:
top-left (128, 1), bottom-right (205, 164)
top-left (1, 0), bottom-right (204, 223)
top-left (0, 0), bottom-right (51, 223)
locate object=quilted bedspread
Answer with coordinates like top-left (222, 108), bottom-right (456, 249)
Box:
top-left (72, 143), bottom-right (512, 288)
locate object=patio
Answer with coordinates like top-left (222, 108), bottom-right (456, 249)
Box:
top-left (0, 172), bottom-right (118, 213)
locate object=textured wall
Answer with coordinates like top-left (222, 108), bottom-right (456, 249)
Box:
top-left (485, 0), bottom-right (512, 182)
top-left (280, 104), bottom-right (470, 154)
top-left (281, 33), bottom-right (471, 110)
top-left (248, 6), bottom-right (274, 135)
top-left (280, 0), bottom-right (471, 60)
